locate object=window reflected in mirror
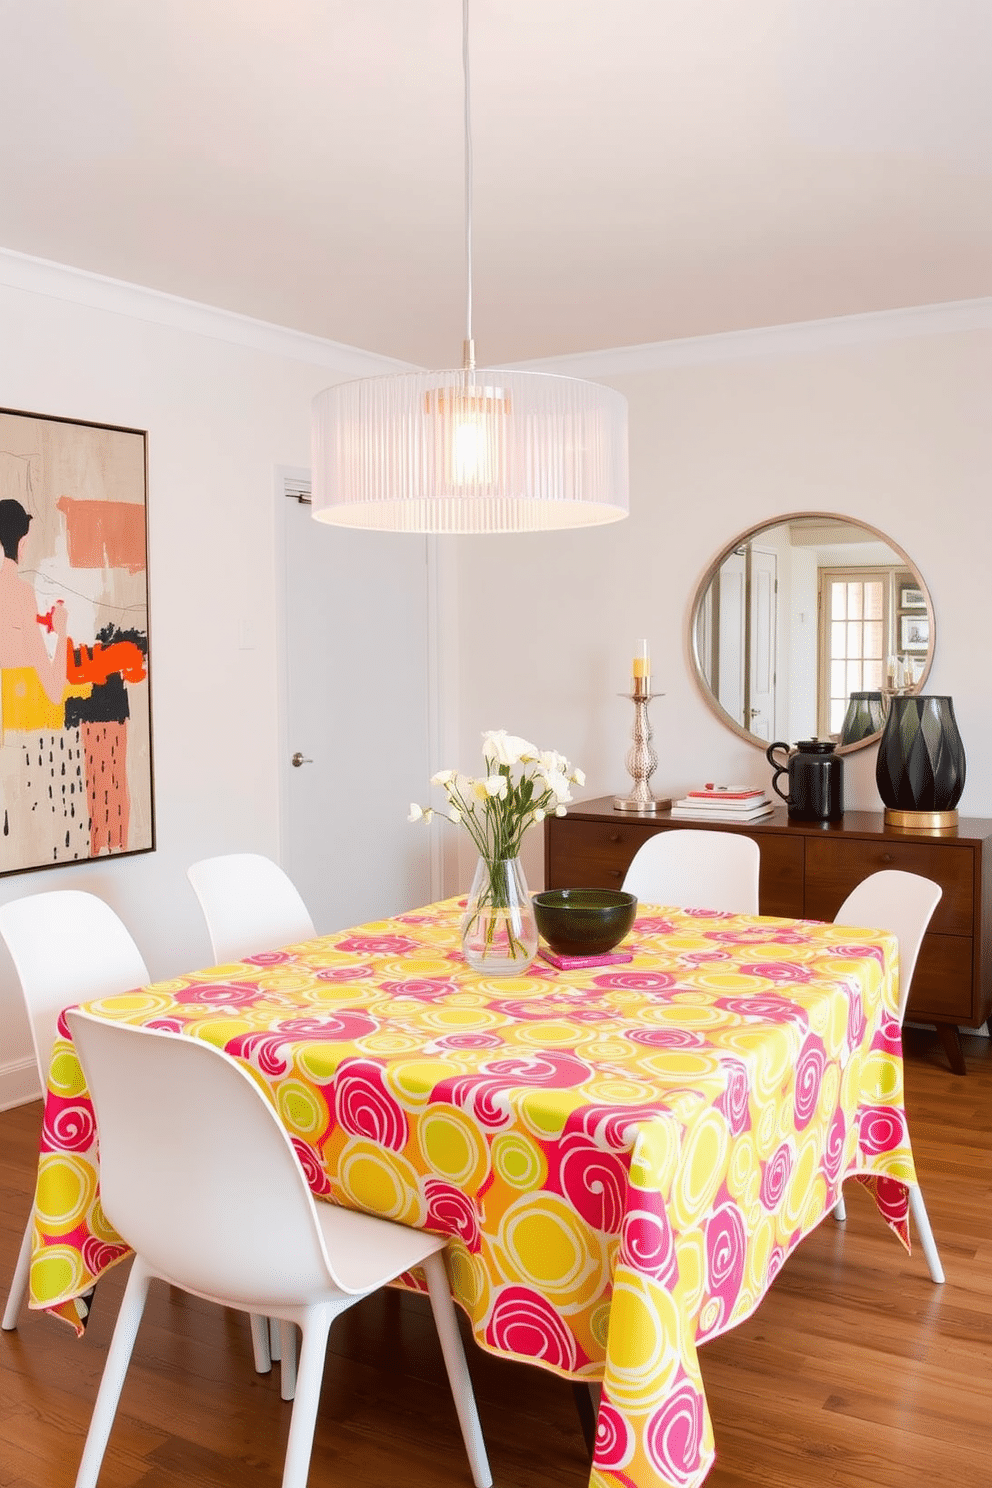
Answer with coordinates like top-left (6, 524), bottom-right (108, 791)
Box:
top-left (690, 514), bottom-right (935, 752)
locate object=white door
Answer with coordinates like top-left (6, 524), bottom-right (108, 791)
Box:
top-left (279, 487), bottom-right (433, 933)
top-left (748, 547), bottom-right (777, 740)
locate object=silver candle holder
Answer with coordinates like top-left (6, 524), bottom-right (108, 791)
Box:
top-left (613, 685), bottom-right (670, 813)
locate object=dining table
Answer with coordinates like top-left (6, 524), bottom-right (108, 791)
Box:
top-left (29, 894), bottom-right (917, 1488)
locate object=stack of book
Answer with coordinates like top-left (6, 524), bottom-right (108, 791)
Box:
top-left (670, 785), bottom-right (774, 822)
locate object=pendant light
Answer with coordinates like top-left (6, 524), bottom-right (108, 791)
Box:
top-left (311, 0), bottom-right (629, 535)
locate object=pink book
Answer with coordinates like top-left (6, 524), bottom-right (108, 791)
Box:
top-left (686, 785), bottom-right (765, 801)
top-left (539, 948), bottom-right (634, 970)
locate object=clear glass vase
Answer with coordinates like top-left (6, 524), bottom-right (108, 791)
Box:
top-left (460, 856), bottom-right (539, 976)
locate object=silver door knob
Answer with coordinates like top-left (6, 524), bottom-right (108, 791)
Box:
top-left (291, 751), bottom-right (313, 768)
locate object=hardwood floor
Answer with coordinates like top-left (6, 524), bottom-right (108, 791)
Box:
top-left (1, 1028), bottom-right (990, 1488)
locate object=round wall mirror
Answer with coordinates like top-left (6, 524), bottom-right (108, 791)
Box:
top-left (689, 512), bottom-right (935, 752)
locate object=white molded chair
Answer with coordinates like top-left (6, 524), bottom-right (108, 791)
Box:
top-left (186, 852), bottom-right (317, 1388)
top-left (0, 891), bottom-right (150, 1333)
top-left (622, 829), bottom-right (761, 914)
top-left (66, 1010), bottom-right (492, 1488)
top-left (831, 869), bottom-right (945, 1284)
top-left (187, 852), bottom-right (316, 964)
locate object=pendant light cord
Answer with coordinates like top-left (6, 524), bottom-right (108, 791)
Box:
top-left (462, 0), bottom-right (475, 370)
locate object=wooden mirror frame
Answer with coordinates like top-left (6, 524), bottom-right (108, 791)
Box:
top-left (688, 511), bottom-right (936, 752)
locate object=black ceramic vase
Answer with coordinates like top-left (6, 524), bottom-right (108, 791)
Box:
top-left (875, 695), bottom-right (966, 828)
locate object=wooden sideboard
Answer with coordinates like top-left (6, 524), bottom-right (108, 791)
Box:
top-left (544, 796), bottom-right (992, 1074)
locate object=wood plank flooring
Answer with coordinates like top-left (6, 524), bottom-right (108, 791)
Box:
top-left (1, 1027), bottom-right (989, 1487)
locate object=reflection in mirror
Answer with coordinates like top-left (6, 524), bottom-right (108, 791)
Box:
top-left (690, 514), bottom-right (934, 751)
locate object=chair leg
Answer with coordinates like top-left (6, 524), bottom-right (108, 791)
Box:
top-left (269, 1314), bottom-right (282, 1360)
top-left (1, 1213), bottom-right (32, 1330)
top-left (423, 1251), bottom-right (493, 1488)
top-left (249, 1312), bottom-right (272, 1373)
top-left (909, 1184), bottom-right (945, 1284)
top-left (833, 1196), bottom-right (847, 1222)
top-left (279, 1321), bottom-right (298, 1401)
top-left (74, 1259), bottom-right (152, 1488)
top-left (280, 1310), bottom-right (332, 1488)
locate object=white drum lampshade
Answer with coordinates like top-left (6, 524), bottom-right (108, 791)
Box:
top-left (311, 367), bottom-right (629, 535)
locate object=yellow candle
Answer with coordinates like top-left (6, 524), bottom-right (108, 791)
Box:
top-left (632, 639), bottom-right (649, 695)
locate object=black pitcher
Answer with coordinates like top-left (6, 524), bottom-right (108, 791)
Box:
top-left (766, 739), bottom-right (844, 822)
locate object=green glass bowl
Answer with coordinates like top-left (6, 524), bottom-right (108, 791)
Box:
top-left (532, 888), bottom-right (638, 957)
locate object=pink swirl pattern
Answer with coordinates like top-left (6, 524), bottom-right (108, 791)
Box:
top-left (621, 1207), bottom-right (677, 1284)
top-left (714, 992), bottom-right (804, 1023)
top-left (379, 977), bottom-right (458, 1001)
top-left (424, 1178), bottom-right (482, 1252)
top-left (81, 1235), bottom-right (129, 1277)
top-left (226, 1031), bottom-right (292, 1077)
top-left (550, 1132), bottom-right (630, 1234)
top-left (482, 1050), bottom-right (592, 1088)
top-left (431, 1074), bottom-right (514, 1129)
top-left (566, 1103), bottom-right (642, 1151)
top-left (793, 1033), bottom-right (826, 1130)
top-left (292, 1138), bottom-right (332, 1195)
top-left (432, 1032), bottom-right (504, 1050)
top-left (831, 941), bottom-right (886, 967)
top-left (485, 1285), bottom-right (579, 1371)
top-left (243, 950), bottom-right (294, 966)
top-left (702, 1198), bottom-right (746, 1333)
top-left (738, 961), bottom-right (817, 984)
top-left (859, 1105), bottom-right (907, 1155)
top-left (591, 970), bottom-right (678, 991)
top-left (715, 1060), bottom-right (751, 1136)
top-left (174, 980), bottom-right (263, 1007)
top-left (626, 1026), bottom-right (705, 1050)
top-left (280, 1010), bottom-right (378, 1040)
top-left (315, 964), bottom-right (375, 982)
top-left (759, 1142), bottom-right (793, 1211)
top-left (643, 1379), bottom-right (706, 1487)
top-left (595, 1397), bottom-right (636, 1470)
top-left (333, 1059), bottom-right (409, 1151)
top-left (823, 1107), bottom-right (847, 1184)
top-left (41, 1097), bottom-right (96, 1153)
top-left (334, 933), bottom-right (420, 956)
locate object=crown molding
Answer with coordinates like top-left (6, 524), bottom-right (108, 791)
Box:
top-left (0, 248), bottom-right (414, 376)
top-left (506, 298), bottom-right (992, 379)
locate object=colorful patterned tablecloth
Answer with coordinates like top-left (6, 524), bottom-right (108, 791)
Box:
top-left (30, 899), bottom-right (914, 1488)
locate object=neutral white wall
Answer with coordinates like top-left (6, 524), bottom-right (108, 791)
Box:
top-left (451, 323), bottom-right (991, 889)
top-left (0, 262), bottom-right (415, 1105)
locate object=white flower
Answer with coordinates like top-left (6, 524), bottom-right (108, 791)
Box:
top-left (483, 729), bottom-right (538, 768)
top-left (572, 767), bottom-right (586, 787)
top-left (555, 804), bottom-right (567, 816)
top-left (408, 803), bottom-right (434, 823)
top-left (431, 769), bottom-right (455, 787)
top-left (541, 767), bottom-right (573, 802)
top-left (539, 749), bottom-right (568, 774)
top-left (532, 807), bottom-right (546, 823)
top-left (483, 774), bottom-right (508, 799)
top-left (449, 807), bottom-right (462, 823)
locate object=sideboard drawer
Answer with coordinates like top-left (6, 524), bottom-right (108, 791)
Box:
top-left (907, 935), bottom-right (976, 1021)
top-left (804, 836), bottom-right (974, 937)
top-left (545, 819), bottom-right (656, 888)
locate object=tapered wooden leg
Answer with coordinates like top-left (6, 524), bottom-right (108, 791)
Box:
top-left (936, 1022), bottom-right (967, 1076)
top-left (571, 1381), bottom-right (598, 1458)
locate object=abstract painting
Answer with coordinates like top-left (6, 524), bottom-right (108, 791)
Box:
top-left (0, 408), bottom-right (153, 875)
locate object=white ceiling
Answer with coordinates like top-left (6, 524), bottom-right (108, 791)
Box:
top-left (1, 1), bottom-right (989, 368)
